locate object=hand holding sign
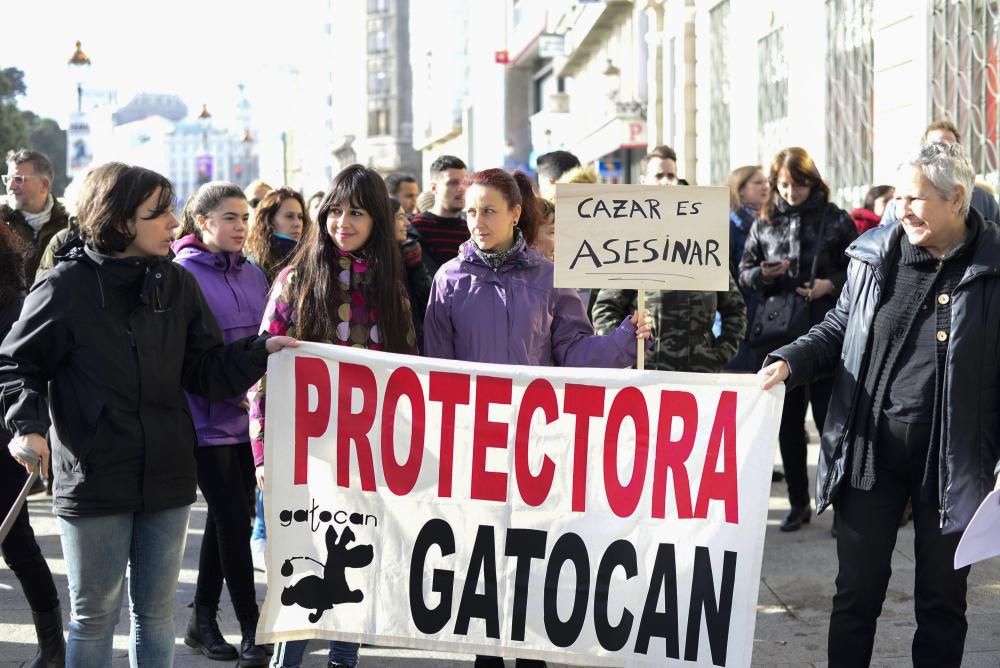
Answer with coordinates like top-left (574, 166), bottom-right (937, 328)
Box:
top-left (630, 309), bottom-right (653, 340)
top-left (553, 183), bottom-right (729, 370)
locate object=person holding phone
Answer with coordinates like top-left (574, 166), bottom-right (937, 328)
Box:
top-left (738, 147), bottom-right (856, 532)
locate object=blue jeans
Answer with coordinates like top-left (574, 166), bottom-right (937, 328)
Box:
top-left (253, 489), bottom-right (267, 541)
top-left (58, 506), bottom-right (190, 668)
top-left (271, 640), bottom-right (360, 667)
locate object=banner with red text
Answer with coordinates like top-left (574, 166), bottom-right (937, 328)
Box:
top-left (257, 343), bottom-right (784, 667)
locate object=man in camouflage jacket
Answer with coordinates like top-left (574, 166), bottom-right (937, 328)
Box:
top-left (592, 274), bottom-right (746, 372)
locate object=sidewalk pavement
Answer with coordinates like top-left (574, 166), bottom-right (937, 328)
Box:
top-left (2, 436), bottom-right (999, 667)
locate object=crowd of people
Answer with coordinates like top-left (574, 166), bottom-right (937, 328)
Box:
top-left (1, 115), bottom-right (998, 668)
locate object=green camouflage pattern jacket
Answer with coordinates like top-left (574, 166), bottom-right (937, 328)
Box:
top-left (592, 274), bottom-right (746, 372)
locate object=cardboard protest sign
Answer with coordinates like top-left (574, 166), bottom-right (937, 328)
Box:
top-left (553, 183), bottom-right (730, 292)
top-left (257, 343), bottom-right (783, 667)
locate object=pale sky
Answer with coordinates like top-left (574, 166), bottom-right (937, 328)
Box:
top-left (0, 0), bottom-right (313, 126)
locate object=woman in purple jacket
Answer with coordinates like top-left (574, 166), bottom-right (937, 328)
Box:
top-left (423, 168), bottom-right (651, 668)
top-left (173, 182), bottom-right (270, 667)
top-left (424, 168), bottom-right (650, 368)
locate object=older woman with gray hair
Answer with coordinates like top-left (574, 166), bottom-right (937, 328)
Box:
top-left (760, 141), bottom-right (1000, 667)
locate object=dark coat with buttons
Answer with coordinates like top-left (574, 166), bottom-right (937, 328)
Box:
top-left (771, 210), bottom-right (1000, 533)
top-left (0, 244), bottom-right (271, 517)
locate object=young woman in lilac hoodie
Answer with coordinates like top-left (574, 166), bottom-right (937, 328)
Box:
top-left (423, 168), bottom-right (651, 668)
top-left (172, 182), bottom-right (271, 666)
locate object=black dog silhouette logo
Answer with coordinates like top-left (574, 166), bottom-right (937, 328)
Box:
top-left (280, 525), bottom-right (375, 623)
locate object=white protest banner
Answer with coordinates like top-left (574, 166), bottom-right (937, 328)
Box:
top-left (258, 343), bottom-right (783, 667)
top-left (553, 183), bottom-right (730, 291)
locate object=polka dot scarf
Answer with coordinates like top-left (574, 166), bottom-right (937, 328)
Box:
top-left (331, 247), bottom-right (383, 350)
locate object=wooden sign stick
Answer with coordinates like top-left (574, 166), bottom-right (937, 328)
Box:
top-left (637, 290), bottom-right (645, 371)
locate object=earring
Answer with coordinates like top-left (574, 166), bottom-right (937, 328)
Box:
top-left (513, 219), bottom-right (519, 226)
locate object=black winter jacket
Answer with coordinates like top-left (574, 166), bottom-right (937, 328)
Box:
top-left (771, 211), bottom-right (1000, 534)
top-left (0, 245), bottom-right (271, 517)
top-left (739, 192), bottom-right (857, 328)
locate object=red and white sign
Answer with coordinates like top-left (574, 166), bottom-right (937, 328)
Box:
top-left (257, 344), bottom-right (783, 667)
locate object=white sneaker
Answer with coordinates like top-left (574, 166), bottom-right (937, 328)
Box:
top-left (251, 538), bottom-right (267, 573)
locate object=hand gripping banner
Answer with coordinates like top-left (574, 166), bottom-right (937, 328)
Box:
top-left (257, 343), bottom-right (784, 667)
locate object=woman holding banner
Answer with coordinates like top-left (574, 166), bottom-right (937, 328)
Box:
top-left (423, 167), bottom-right (653, 668)
top-left (0, 162), bottom-right (297, 668)
top-left (738, 147), bottom-right (856, 532)
top-left (250, 164), bottom-right (417, 668)
top-left (173, 182), bottom-right (271, 665)
top-left (760, 142), bottom-right (1000, 667)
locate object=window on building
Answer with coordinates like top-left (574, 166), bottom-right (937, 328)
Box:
top-left (368, 98), bottom-right (391, 137)
top-left (930, 0), bottom-right (999, 191)
top-left (368, 17), bottom-right (389, 53)
top-left (757, 27), bottom-right (789, 167)
top-left (368, 0), bottom-right (388, 13)
top-left (533, 68), bottom-right (557, 115)
top-left (709, 0), bottom-right (732, 186)
top-left (826, 0), bottom-right (874, 209)
top-left (368, 109), bottom-right (391, 137)
top-left (668, 36), bottom-right (677, 146)
top-left (368, 70), bottom-right (389, 96)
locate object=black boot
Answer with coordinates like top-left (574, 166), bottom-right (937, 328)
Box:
top-left (184, 605), bottom-right (238, 661)
top-left (779, 505), bottom-right (811, 532)
top-left (235, 607), bottom-right (268, 668)
top-left (237, 630), bottom-right (268, 667)
top-left (29, 608), bottom-right (65, 668)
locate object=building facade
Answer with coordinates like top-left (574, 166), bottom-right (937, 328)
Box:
top-left (676, 0), bottom-right (999, 208)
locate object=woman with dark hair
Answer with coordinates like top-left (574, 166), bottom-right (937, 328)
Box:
top-left (391, 196), bottom-right (432, 352)
top-left (0, 223), bottom-right (65, 666)
top-left (738, 147), bottom-right (857, 532)
top-left (423, 169), bottom-right (652, 668)
top-left (245, 187), bottom-right (310, 283)
top-left (850, 185), bottom-right (895, 234)
top-left (424, 168), bottom-right (650, 368)
top-left (172, 182), bottom-right (271, 665)
top-left (250, 165), bottom-right (416, 668)
top-left (0, 162), bottom-right (297, 667)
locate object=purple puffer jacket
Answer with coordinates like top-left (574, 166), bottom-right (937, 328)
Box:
top-left (424, 241), bottom-right (639, 367)
top-left (172, 235), bottom-right (268, 446)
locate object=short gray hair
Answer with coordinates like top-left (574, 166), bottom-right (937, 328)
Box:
top-left (5, 149), bottom-right (54, 182)
top-left (905, 141), bottom-right (975, 215)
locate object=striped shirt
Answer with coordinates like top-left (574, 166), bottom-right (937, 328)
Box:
top-left (410, 211), bottom-right (470, 267)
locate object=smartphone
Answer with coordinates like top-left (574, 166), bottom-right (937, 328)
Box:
top-left (762, 260), bottom-right (784, 268)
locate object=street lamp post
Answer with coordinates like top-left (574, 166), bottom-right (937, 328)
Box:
top-left (66, 41), bottom-right (93, 185)
top-left (196, 104), bottom-right (213, 187)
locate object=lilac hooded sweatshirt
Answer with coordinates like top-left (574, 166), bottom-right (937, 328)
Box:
top-left (424, 241), bottom-right (639, 367)
top-left (172, 234), bottom-right (269, 446)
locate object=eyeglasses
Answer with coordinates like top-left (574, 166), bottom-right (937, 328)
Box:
top-left (2, 174), bottom-right (41, 187)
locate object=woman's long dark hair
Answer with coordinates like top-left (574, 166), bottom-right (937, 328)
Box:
top-left (246, 187), bottom-right (310, 281)
top-left (287, 164), bottom-right (411, 353)
top-left (0, 223), bottom-right (28, 306)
